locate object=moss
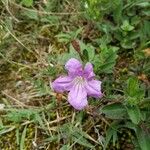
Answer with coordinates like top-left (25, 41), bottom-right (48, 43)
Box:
top-left (0, 124), bottom-right (34, 150)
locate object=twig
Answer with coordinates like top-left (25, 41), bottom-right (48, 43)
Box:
top-left (1, 22), bottom-right (34, 55)
top-left (1, 0), bottom-right (19, 22)
top-left (48, 115), bottom-right (71, 125)
top-left (10, 1), bottom-right (84, 16)
top-left (2, 91), bottom-right (27, 108)
top-left (0, 52), bottom-right (31, 69)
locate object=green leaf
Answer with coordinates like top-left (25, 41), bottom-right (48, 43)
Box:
top-left (121, 20), bottom-right (134, 32)
top-left (34, 112), bottom-right (46, 129)
top-left (93, 45), bottom-right (118, 74)
top-left (44, 135), bottom-right (60, 142)
top-left (20, 126), bottom-right (27, 150)
top-left (56, 28), bottom-right (82, 43)
top-left (57, 44), bottom-right (80, 65)
top-left (60, 145), bottom-right (70, 150)
top-left (104, 121), bottom-right (119, 150)
top-left (79, 41), bottom-right (95, 61)
top-left (136, 2), bottom-right (150, 8)
top-left (112, 131), bottom-right (118, 146)
top-left (56, 33), bottom-right (72, 43)
top-left (22, 10), bottom-right (38, 20)
top-left (83, 49), bottom-right (89, 62)
top-left (97, 62), bottom-right (116, 73)
top-left (142, 21), bottom-right (150, 38)
top-left (72, 132), bottom-right (94, 148)
top-left (72, 127), bottom-right (94, 148)
top-left (126, 77), bottom-right (144, 105)
top-left (101, 103), bottom-right (127, 119)
top-left (121, 39), bottom-right (136, 49)
top-left (136, 127), bottom-right (150, 150)
top-left (126, 106), bottom-right (141, 124)
top-left (74, 27), bottom-right (83, 39)
top-left (126, 77), bottom-right (139, 97)
top-left (123, 121), bottom-right (137, 131)
top-left (34, 79), bottom-right (50, 96)
top-left (104, 128), bottom-right (114, 150)
top-left (16, 128), bottom-right (20, 146)
top-left (113, 0), bottom-right (123, 24)
top-left (40, 16), bottom-right (59, 25)
top-left (21, 0), bottom-right (33, 7)
top-left (0, 126), bottom-right (16, 135)
top-left (84, 44), bottom-right (95, 61)
top-left (60, 124), bottom-right (94, 148)
top-left (142, 10), bottom-right (150, 16)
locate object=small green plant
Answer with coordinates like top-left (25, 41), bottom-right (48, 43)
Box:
top-left (57, 40), bottom-right (118, 74)
top-left (92, 44), bottom-right (119, 74)
top-left (5, 109), bottom-right (44, 125)
top-left (21, 0), bottom-right (33, 7)
top-left (82, 0), bottom-right (150, 50)
top-left (56, 28), bottom-right (83, 44)
top-left (101, 77), bottom-right (150, 150)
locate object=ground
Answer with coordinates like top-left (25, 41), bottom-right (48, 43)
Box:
top-left (0, 0), bottom-right (150, 150)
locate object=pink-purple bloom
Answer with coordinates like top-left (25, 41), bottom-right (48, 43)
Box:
top-left (52, 58), bottom-right (102, 110)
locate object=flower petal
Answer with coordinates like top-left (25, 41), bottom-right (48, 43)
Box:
top-left (84, 62), bottom-right (95, 80)
top-left (65, 58), bottom-right (83, 77)
top-left (68, 84), bottom-right (87, 110)
top-left (85, 79), bottom-right (102, 98)
top-left (52, 76), bottom-right (73, 92)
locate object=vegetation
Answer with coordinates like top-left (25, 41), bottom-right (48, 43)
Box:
top-left (0, 0), bottom-right (150, 149)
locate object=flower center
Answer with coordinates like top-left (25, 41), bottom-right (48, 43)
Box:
top-left (73, 76), bottom-right (86, 86)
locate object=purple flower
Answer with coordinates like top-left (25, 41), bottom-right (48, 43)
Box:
top-left (52, 58), bottom-right (102, 110)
